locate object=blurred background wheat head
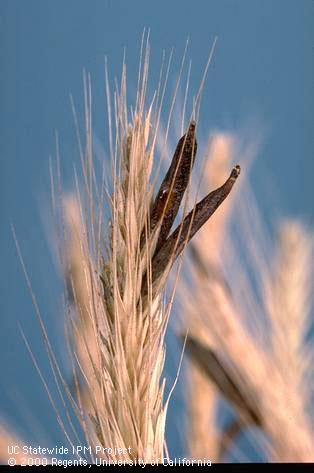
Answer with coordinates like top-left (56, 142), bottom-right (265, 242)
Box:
top-left (181, 132), bottom-right (314, 462)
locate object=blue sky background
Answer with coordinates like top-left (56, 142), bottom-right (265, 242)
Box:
top-left (1, 0), bottom-right (313, 462)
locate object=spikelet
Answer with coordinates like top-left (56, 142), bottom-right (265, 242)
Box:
top-left (61, 40), bottom-right (242, 462)
top-left (64, 104), bottom-right (168, 461)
